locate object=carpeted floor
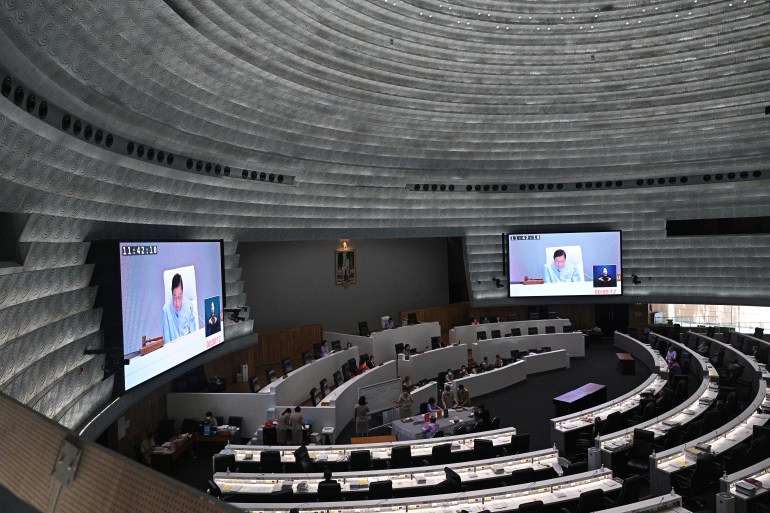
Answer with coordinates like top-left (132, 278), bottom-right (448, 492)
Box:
top-left (172, 337), bottom-right (656, 492)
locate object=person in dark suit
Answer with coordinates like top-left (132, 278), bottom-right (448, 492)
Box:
top-left (206, 301), bottom-right (220, 336)
top-left (593, 267), bottom-right (615, 287)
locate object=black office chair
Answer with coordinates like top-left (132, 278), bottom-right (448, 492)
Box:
top-left (390, 445), bottom-right (412, 468)
top-left (704, 409), bottom-right (721, 433)
top-left (180, 418), bottom-right (199, 435)
top-left (207, 479), bottom-right (222, 498)
top-left (511, 467), bottom-right (536, 485)
top-left (748, 435), bottom-right (769, 465)
top-left (281, 357), bottom-right (293, 375)
top-left (260, 450), bottom-right (283, 472)
top-left (331, 340), bottom-right (342, 351)
top-left (293, 445), bottom-right (313, 473)
top-left (310, 387), bottom-right (320, 406)
top-left (604, 474), bottom-right (645, 507)
top-left (491, 416), bottom-right (500, 429)
top-left (510, 433), bottom-right (530, 454)
top-left (431, 468), bottom-right (462, 494)
top-left (431, 443), bottom-right (452, 465)
top-left (215, 416), bottom-right (224, 427)
top-left (249, 376), bottom-right (260, 393)
top-left (368, 479), bottom-right (393, 499)
top-left (431, 336), bottom-right (442, 349)
top-left (684, 419), bottom-right (704, 441)
top-left (541, 346), bottom-right (551, 353)
top-left (419, 402), bottom-right (428, 414)
top-left (302, 350), bottom-right (312, 365)
top-left (358, 321), bottom-right (370, 336)
top-left (574, 488), bottom-right (605, 513)
top-left (477, 331), bottom-right (487, 341)
top-left (672, 453), bottom-right (716, 500)
top-left (511, 328), bottom-right (522, 337)
top-left (213, 453), bottom-right (236, 472)
top-left (319, 378), bottom-right (330, 397)
top-left (563, 325), bottom-right (573, 333)
top-left (262, 426), bottom-right (278, 446)
top-left (317, 481), bottom-right (343, 502)
top-left (349, 450), bottom-right (372, 471)
top-left (265, 368), bottom-right (277, 383)
top-left (518, 500), bottom-right (545, 512)
top-left (601, 411), bottom-right (626, 436)
top-left (347, 358), bottom-right (357, 374)
top-left (491, 329), bottom-right (501, 339)
top-left (528, 327), bottom-right (538, 335)
top-left (473, 438), bottom-right (496, 460)
top-left (334, 370), bottom-right (344, 387)
top-left (626, 429), bottom-right (655, 475)
top-left (657, 424), bottom-right (686, 451)
top-left (394, 343), bottom-right (404, 354)
top-left (339, 363), bottom-right (351, 382)
top-left (630, 401), bottom-right (656, 427)
top-left (715, 442), bottom-right (749, 475)
top-left (545, 326), bottom-right (556, 334)
top-left (564, 460), bottom-right (587, 476)
top-left (227, 416), bottom-right (243, 429)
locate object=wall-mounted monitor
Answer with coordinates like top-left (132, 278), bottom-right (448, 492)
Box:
top-left (507, 231), bottom-right (622, 298)
top-left (119, 241), bottom-right (225, 391)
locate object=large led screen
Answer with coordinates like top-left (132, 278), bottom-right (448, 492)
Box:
top-left (507, 231), bottom-right (622, 298)
top-left (119, 241), bottom-right (225, 390)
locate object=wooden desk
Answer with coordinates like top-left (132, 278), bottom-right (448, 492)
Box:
top-left (616, 353), bottom-right (636, 374)
top-left (350, 435), bottom-right (397, 444)
top-left (151, 435), bottom-right (192, 474)
top-left (553, 383), bottom-right (607, 417)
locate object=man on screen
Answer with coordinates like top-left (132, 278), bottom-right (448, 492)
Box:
top-left (206, 301), bottom-right (220, 336)
top-left (543, 249), bottom-right (583, 283)
top-left (162, 273), bottom-right (197, 342)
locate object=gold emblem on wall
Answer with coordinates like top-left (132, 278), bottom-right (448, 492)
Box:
top-left (335, 240), bottom-right (356, 288)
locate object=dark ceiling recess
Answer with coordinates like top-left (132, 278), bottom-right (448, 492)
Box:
top-left (667, 216), bottom-right (770, 236)
top-left (162, 0), bottom-right (198, 27)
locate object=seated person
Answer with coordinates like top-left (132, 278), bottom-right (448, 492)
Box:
top-left (357, 357), bottom-right (369, 374)
top-left (544, 249), bottom-right (583, 283)
top-left (320, 340), bottom-right (331, 357)
top-left (421, 416), bottom-right (439, 438)
top-left (470, 405), bottom-right (491, 431)
top-left (456, 384), bottom-right (471, 408)
top-left (320, 468), bottom-right (337, 485)
top-left (655, 387), bottom-right (673, 412)
top-left (204, 411), bottom-right (218, 428)
top-left (162, 273), bottom-right (197, 342)
top-left (479, 356), bottom-right (491, 372)
top-left (139, 432), bottom-right (154, 466)
top-left (471, 317), bottom-right (480, 326)
top-left (441, 384), bottom-right (456, 410)
top-left (403, 375), bottom-right (414, 390)
top-left (667, 359), bottom-right (682, 375)
top-left (696, 339), bottom-right (710, 356)
top-left (384, 317), bottom-right (395, 329)
top-left (458, 365), bottom-right (469, 378)
top-left (494, 354), bottom-right (504, 368)
top-left (447, 416), bottom-right (464, 436)
top-left (445, 368), bottom-right (454, 383)
top-left (403, 344), bottom-right (411, 360)
top-left (426, 396), bottom-right (440, 413)
top-left (665, 345), bottom-right (677, 364)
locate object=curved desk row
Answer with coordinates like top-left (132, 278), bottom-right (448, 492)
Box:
top-left (684, 331), bottom-right (769, 382)
top-left (472, 332), bottom-right (585, 361)
top-left (258, 347), bottom-right (360, 406)
top-left (397, 343), bottom-right (469, 383)
top-left (217, 427), bottom-right (518, 472)
top-left (614, 332), bottom-right (669, 374)
top-left (651, 381), bottom-right (769, 495)
top-left (720, 454), bottom-right (770, 513)
top-left (233, 467), bottom-right (620, 513)
top-left (551, 373), bottom-right (668, 454)
top-left (324, 322), bottom-right (441, 364)
top-left (213, 448), bottom-right (560, 500)
top-left (450, 350), bottom-right (569, 399)
top-left (449, 319), bottom-right (572, 346)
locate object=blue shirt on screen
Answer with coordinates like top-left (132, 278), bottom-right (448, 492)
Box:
top-left (543, 261), bottom-right (583, 283)
top-left (162, 298), bottom-right (197, 342)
